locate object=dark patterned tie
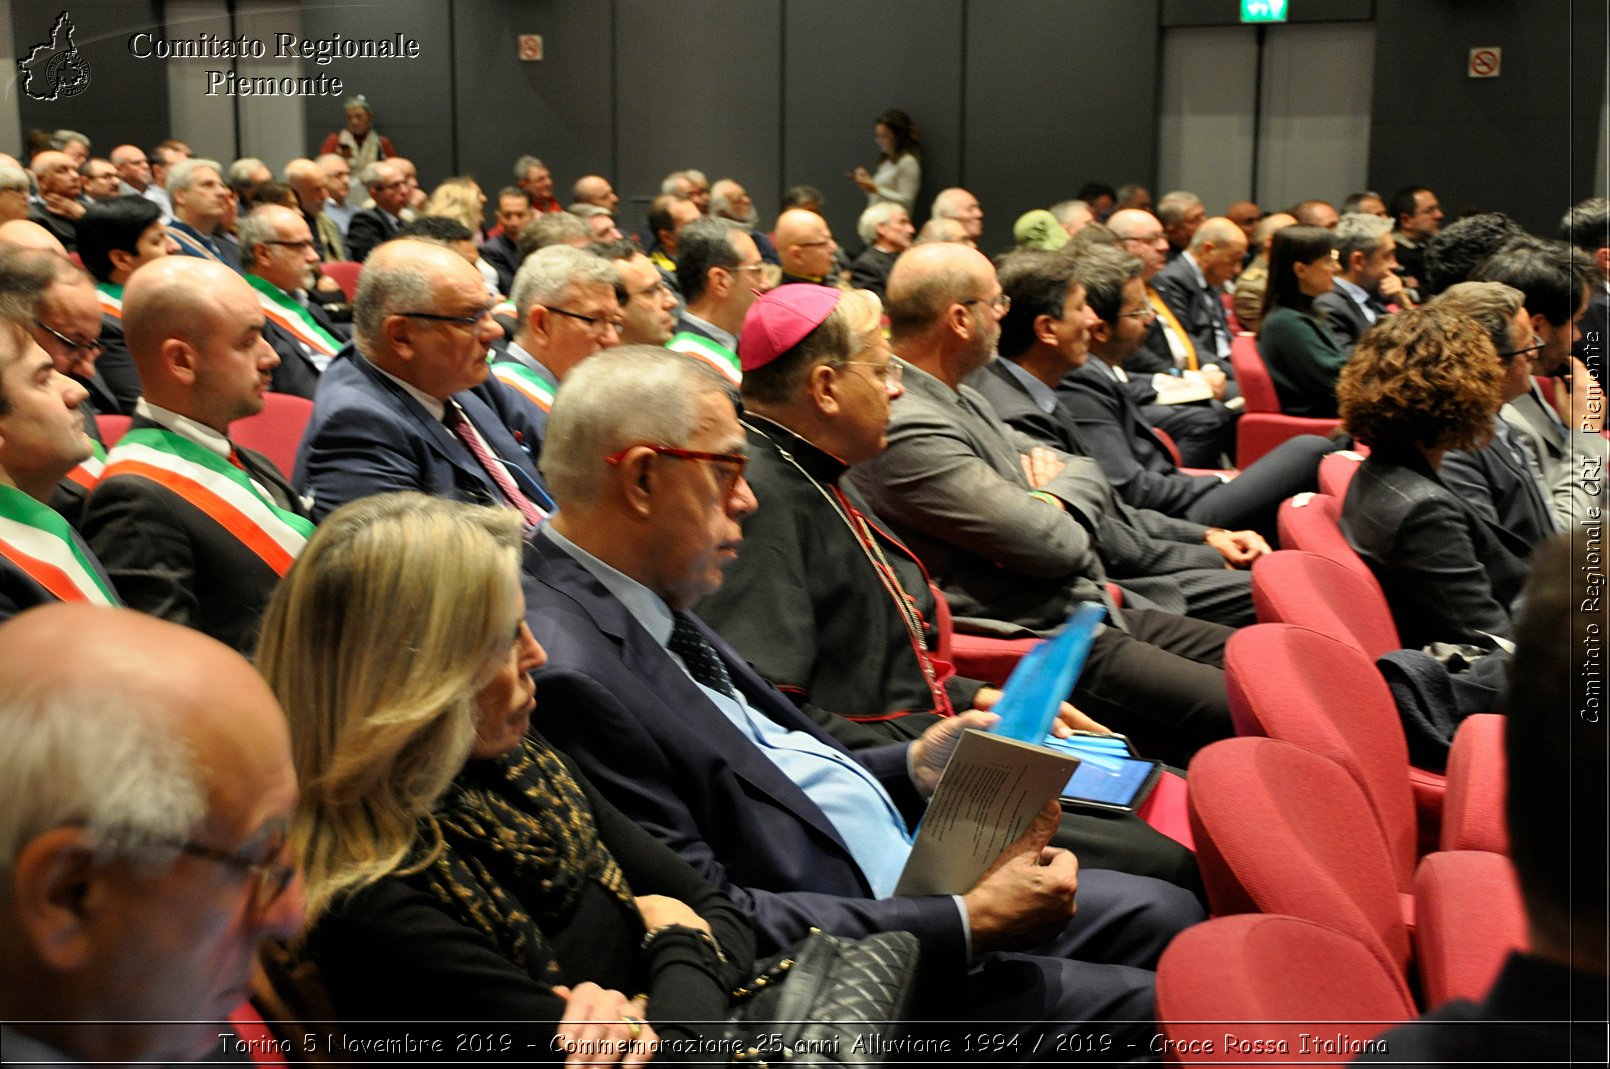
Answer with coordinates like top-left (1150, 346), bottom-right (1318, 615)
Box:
top-left (668, 613), bottom-right (735, 698)
top-left (443, 400), bottom-right (546, 527)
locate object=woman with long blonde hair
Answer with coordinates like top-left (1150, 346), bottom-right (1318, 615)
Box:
top-left (258, 493), bottom-right (752, 1057)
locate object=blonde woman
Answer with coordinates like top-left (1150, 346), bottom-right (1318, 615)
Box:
top-left (257, 493), bottom-right (752, 1058)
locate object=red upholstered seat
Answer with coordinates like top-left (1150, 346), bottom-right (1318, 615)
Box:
top-left (1187, 737), bottom-right (1415, 1003)
top-left (1317, 449), bottom-right (1365, 498)
top-left (320, 260), bottom-right (362, 301)
top-left (1250, 550), bottom-right (1399, 661)
top-left (1440, 714), bottom-right (1509, 854)
top-left (1228, 334), bottom-right (1340, 467)
top-left (95, 413), bottom-right (132, 447)
top-left (229, 392), bottom-right (315, 478)
top-left (1156, 913), bottom-right (1412, 1066)
top-left (1414, 850), bottom-right (1527, 1008)
top-left (1277, 492), bottom-right (1374, 586)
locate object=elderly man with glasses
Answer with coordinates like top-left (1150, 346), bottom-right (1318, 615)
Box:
top-left (294, 239), bottom-right (550, 523)
top-left (489, 245), bottom-right (622, 424)
top-left (0, 603), bottom-right (301, 1065)
top-left (237, 204), bottom-right (348, 400)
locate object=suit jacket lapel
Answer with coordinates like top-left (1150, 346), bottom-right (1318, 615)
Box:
top-left (351, 353), bottom-right (504, 495)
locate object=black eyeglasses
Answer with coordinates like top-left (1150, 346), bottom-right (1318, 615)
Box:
top-left (961, 294), bottom-right (1011, 314)
top-left (63, 820), bottom-right (295, 921)
top-left (34, 318), bottom-right (104, 357)
top-left (605, 443), bottom-right (749, 496)
top-left (263, 239), bottom-right (316, 252)
top-left (398, 305), bottom-right (497, 328)
top-left (1499, 339), bottom-right (1545, 360)
top-left (543, 305), bottom-right (626, 335)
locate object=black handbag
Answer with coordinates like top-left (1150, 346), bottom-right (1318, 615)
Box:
top-left (727, 929), bottom-right (921, 1066)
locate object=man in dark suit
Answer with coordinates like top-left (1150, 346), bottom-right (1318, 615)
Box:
top-left (75, 195), bottom-right (183, 416)
top-left (1314, 212), bottom-right (1404, 352)
top-left (666, 218), bottom-right (769, 383)
top-left (848, 202), bottom-right (913, 301)
top-left (344, 160), bottom-right (410, 263)
top-left (238, 204), bottom-right (345, 400)
top-left (524, 345), bottom-right (1201, 1046)
top-left (973, 250), bottom-right (1261, 627)
top-left (481, 187), bottom-right (531, 295)
top-left (294, 238), bottom-right (550, 523)
top-left (1054, 244), bottom-right (1330, 536)
top-left (80, 258), bottom-right (311, 653)
top-left (1151, 216), bottom-right (1246, 365)
top-left (845, 243), bottom-right (1237, 763)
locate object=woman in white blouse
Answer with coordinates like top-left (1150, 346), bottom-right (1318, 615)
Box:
top-left (852, 108), bottom-right (921, 214)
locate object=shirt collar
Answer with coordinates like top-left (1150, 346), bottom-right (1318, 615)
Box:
top-left (1334, 277), bottom-right (1370, 305)
top-left (502, 339), bottom-right (558, 382)
top-left (681, 310), bottom-right (736, 351)
top-left (743, 414), bottom-right (847, 484)
top-left (999, 357), bottom-right (1058, 415)
top-left (541, 523), bottom-right (675, 646)
top-left (134, 398), bottom-right (232, 459)
top-left (369, 361), bottom-right (447, 421)
top-left (1182, 252), bottom-right (1209, 290)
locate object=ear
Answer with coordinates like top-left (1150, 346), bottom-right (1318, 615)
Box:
top-left (379, 313), bottom-right (413, 358)
top-left (10, 828), bottom-right (107, 972)
top-left (159, 337), bottom-right (199, 385)
top-left (107, 249), bottom-right (137, 276)
top-left (1032, 312), bottom-right (1060, 349)
top-left (805, 362), bottom-right (842, 415)
top-left (706, 267), bottom-right (728, 301)
top-left (1089, 318), bottom-right (1115, 345)
top-left (523, 304), bottom-right (551, 343)
top-left (1348, 250), bottom-right (1368, 275)
top-left (1596, 246), bottom-right (1610, 277)
top-left (945, 301), bottom-right (973, 340)
top-left (612, 446), bottom-right (657, 519)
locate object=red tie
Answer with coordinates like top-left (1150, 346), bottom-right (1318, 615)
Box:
top-left (443, 402), bottom-right (547, 527)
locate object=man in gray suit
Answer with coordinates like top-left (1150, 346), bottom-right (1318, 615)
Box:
top-left (1314, 212), bottom-right (1404, 352)
top-left (846, 242), bottom-right (1235, 763)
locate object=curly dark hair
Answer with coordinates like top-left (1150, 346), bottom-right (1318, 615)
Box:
top-left (875, 109), bottom-right (920, 161)
top-left (1337, 304), bottom-right (1504, 453)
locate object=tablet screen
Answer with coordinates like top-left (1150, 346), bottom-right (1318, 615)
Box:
top-left (1062, 754), bottom-right (1156, 808)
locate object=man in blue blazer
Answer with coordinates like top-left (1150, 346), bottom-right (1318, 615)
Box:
top-left (523, 346), bottom-right (1202, 1046)
top-left (294, 239), bottom-right (551, 522)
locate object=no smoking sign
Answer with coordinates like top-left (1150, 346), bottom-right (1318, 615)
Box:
top-left (1468, 47), bottom-right (1501, 78)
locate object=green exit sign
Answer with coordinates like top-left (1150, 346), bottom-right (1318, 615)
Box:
top-left (1241, 0), bottom-right (1289, 22)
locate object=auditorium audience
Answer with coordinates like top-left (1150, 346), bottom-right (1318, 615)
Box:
top-left (72, 195), bottom-right (176, 416)
top-left (667, 217), bottom-right (768, 381)
top-left (165, 158), bottom-right (239, 271)
top-left (1313, 211), bottom-right (1403, 351)
top-left (1231, 210), bottom-right (1295, 334)
top-left (1152, 216), bottom-right (1247, 366)
top-left (490, 244), bottom-right (621, 416)
top-left (848, 201), bottom-right (913, 299)
top-left (344, 160), bottom-right (409, 263)
top-left (258, 492), bottom-right (753, 1056)
top-left (27, 151), bottom-right (85, 251)
top-left (1156, 191), bottom-right (1205, 259)
top-left (930, 187), bottom-right (984, 247)
top-left (319, 95), bottom-right (394, 186)
top-left (0, 604), bottom-right (300, 1064)
top-left (1390, 184), bottom-right (1444, 299)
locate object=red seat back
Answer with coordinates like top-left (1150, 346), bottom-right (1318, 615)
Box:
top-left (1187, 736), bottom-right (1413, 996)
top-left (230, 393), bottom-right (316, 478)
top-left (96, 413), bottom-right (132, 447)
top-left (1157, 913), bottom-right (1412, 1065)
top-left (1229, 334), bottom-right (1280, 412)
top-left (320, 260), bottom-right (362, 301)
top-left (1414, 850), bottom-right (1527, 1008)
top-left (1224, 625), bottom-right (1419, 890)
top-left (1317, 450), bottom-right (1364, 498)
top-left (1277, 492), bottom-right (1374, 585)
top-left (1440, 714), bottom-right (1509, 854)
top-left (1250, 550), bottom-right (1399, 660)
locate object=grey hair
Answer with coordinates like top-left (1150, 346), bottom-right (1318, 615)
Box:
top-left (227, 156), bottom-right (267, 189)
top-left (0, 680), bottom-right (207, 885)
top-left (1188, 217), bottom-right (1244, 252)
top-left (51, 129), bottom-right (90, 152)
top-left (1049, 200), bottom-right (1091, 227)
top-left (509, 245), bottom-right (619, 321)
top-left (541, 346), bottom-right (733, 508)
top-left (1156, 190), bottom-right (1202, 226)
top-left (166, 157), bottom-right (223, 194)
top-left (359, 161), bottom-right (393, 190)
top-left (516, 212), bottom-right (591, 259)
top-left (353, 241), bottom-right (436, 351)
top-left (514, 155), bottom-right (546, 180)
top-left (1333, 212), bottom-right (1395, 264)
top-left (236, 206), bottom-right (284, 268)
top-left (857, 202), bottom-right (904, 246)
top-left (1432, 280), bottom-right (1527, 355)
top-left (0, 165), bottom-right (29, 193)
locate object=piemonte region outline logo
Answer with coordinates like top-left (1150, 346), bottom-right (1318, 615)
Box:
top-left (17, 12), bottom-right (92, 102)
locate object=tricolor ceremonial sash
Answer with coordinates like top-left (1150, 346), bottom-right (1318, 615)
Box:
top-left (96, 282), bottom-right (123, 319)
top-left (101, 428), bottom-right (313, 576)
top-left (491, 361), bottom-right (556, 412)
top-left (63, 440), bottom-right (107, 493)
top-left (166, 224), bottom-right (231, 266)
top-left (0, 484), bottom-right (117, 605)
top-left (667, 332), bottom-right (741, 385)
top-left (246, 275), bottom-right (340, 357)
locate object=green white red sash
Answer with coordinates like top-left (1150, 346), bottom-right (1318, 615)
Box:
top-left (0, 484), bottom-right (117, 605)
top-left (63, 439), bottom-right (106, 493)
top-left (245, 275), bottom-right (340, 357)
top-left (96, 282), bottom-right (123, 319)
top-left (100, 428), bottom-right (313, 576)
top-left (491, 361), bottom-right (556, 412)
top-left (667, 332), bottom-right (741, 385)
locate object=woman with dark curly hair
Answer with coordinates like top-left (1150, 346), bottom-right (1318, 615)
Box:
top-left (1337, 304), bottom-right (1534, 650)
top-left (852, 108), bottom-right (921, 214)
top-left (1258, 225), bottom-right (1349, 416)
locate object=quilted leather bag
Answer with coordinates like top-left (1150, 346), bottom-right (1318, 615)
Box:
top-left (727, 929), bottom-right (921, 1066)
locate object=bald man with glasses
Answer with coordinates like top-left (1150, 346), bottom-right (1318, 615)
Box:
top-left (295, 239), bottom-right (551, 523)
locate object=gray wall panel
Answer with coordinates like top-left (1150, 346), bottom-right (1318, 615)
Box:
top-left (615, 0), bottom-right (779, 235)
top-left (966, 0), bottom-right (1159, 251)
top-left (782, 0), bottom-right (964, 247)
top-left (452, 0), bottom-right (616, 219)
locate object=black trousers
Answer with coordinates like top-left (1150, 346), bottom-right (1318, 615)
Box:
top-left (1183, 433), bottom-right (1338, 538)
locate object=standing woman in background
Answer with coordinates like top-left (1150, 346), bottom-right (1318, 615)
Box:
top-left (853, 108), bottom-right (921, 214)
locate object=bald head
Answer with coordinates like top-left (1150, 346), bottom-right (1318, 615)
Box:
top-left (775, 208), bottom-right (838, 280)
top-left (887, 241), bottom-right (991, 338)
top-left (572, 175), bottom-right (618, 212)
top-left (1254, 212), bottom-right (1297, 250)
top-left (0, 220), bottom-right (69, 255)
top-left (1187, 217), bottom-right (1249, 286)
top-left (0, 603), bottom-right (298, 1064)
top-left (281, 158), bottom-right (326, 213)
top-left (931, 188), bottom-right (984, 242)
